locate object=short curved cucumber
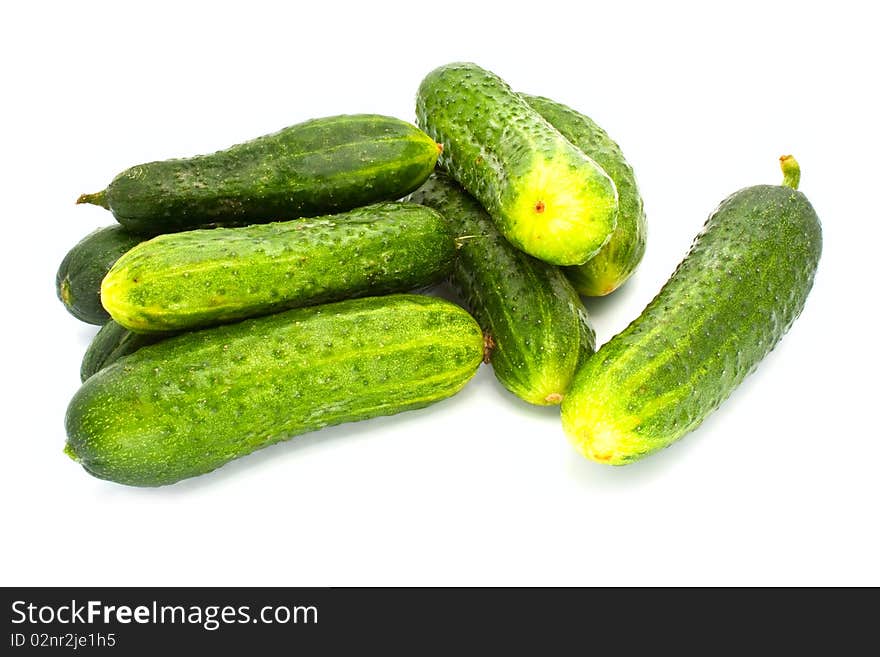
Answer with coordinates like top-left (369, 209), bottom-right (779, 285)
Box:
top-left (65, 294), bottom-right (484, 486)
top-left (56, 226), bottom-right (143, 324)
top-left (561, 157), bottom-right (821, 464)
top-left (101, 203), bottom-right (455, 332)
top-left (411, 173), bottom-right (595, 405)
top-left (522, 95), bottom-right (647, 296)
top-left (78, 115), bottom-right (442, 235)
top-left (416, 63), bottom-right (618, 266)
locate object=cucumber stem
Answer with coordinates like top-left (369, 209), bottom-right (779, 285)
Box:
top-left (779, 155), bottom-right (800, 190)
top-left (76, 190), bottom-right (109, 208)
top-left (63, 443), bottom-right (79, 462)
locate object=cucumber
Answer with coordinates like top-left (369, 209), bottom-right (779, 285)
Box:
top-left (522, 95), bottom-right (647, 296)
top-left (410, 173), bottom-right (595, 405)
top-left (55, 226), bottom-right (143, 324)
top-left (416, 63), bottom-right (618, 266)
top-left (80, 321), bottom-right (170, 382)
top-left (101, 203), bottom-right (455, 332)
top-left (561, 157), bottom-right (821, 464)
top-left (77, 115), bottom-right (442, 235)
top-left (65, 294), bottom-right (484, 486)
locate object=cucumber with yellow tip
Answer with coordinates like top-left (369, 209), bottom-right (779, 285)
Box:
top-left (416, 63), bottom-right (618, 266)
top-left (522, 94), bottom-right (646, 296)
top-left (411, 173), bottom-right (595, 405)
top-left (561, 156), bottom-right (821, 464)
top-left (101, 203), bottom-right (455, 332)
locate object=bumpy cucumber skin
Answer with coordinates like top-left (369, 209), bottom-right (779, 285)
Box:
top-left (101, 203), bottom-right (455, 332)
top-left (65, 295), bottom-right (484, 486)
top-left (561, 183), bottom-right (822, 464)
top-left (411, 174), bottom-right (595, 405)
top-left (82, 115), bottom-right (441, 235)
top-left (522, 95), bottom-right (647, 296)
top-left (80, 321), bottom-right (170, 382)
top-left (55, 226), bottom-right (143, 324)
top-left (416, 63), bottom-right (618, 266)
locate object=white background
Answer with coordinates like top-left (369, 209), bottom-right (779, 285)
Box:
top-left (1, 1), bottom-right (877, 586)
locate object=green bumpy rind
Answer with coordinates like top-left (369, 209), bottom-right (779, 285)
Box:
top-left (79, 115), bottom-right (442, 235)
top-left (101, 203), bottom-right (456, 332)
top-left (65, 294), bottom-right (484, 486)
top-left (80, 321), bottom-right (171, 382)
top-left (561, 173), bottom-right (822, 464)
top-left (55, 226), bottom-right (144, 324)
top-left (416, 63), bottom-right (618, 266)
top-left (522, 95), bottom-right (647, 296)
top-left (410, 173), bottom-right (595, 405)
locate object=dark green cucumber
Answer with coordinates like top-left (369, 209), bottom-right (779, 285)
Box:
top-left (55, 226), bottom-right (144, 324)
top-left (80, 321), bottom-right (170, 382)
top-left (522, 95), bottom-right (647, 296)
top-left (416, 63), bottom-right (618, 266)
top-left (77, 115), bottom-right (442, 235)
top-left (65, 294), bottom-right (484, 486)
top-left (561, 157), bottom-right (821, 464)
top-left (101, 203), bottom-right (455, 332)
top-left (411, 173), bottom-right (595, 405)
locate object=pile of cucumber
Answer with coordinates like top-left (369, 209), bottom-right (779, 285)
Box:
top-left (58, 62), bottom-right (822, 486)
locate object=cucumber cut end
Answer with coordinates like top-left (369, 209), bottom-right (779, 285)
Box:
top-left (505, 155), bottom-right (617, 265)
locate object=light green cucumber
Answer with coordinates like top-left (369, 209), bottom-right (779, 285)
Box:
top-left (101, 203), bottom-right (455, 332)
top-left (416, 63), bottom-right (618, 266)
top-left (65, 295), bottom-right (484, 486)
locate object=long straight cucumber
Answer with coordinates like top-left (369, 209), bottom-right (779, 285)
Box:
top-left (561, 157), bottom-right (821, 464)
top-left (65, 295), bottom-right (484, 486)
top-left (101, 203), bottom-right (455, 332)
top-left (522, 95), bottom-right (647, 296)
top-left (416, 63), bottom-right (618, 266)
top-left (78, 115), bottom-right (442, 235)
top-left (411, 173), bottom-right (595, 405)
